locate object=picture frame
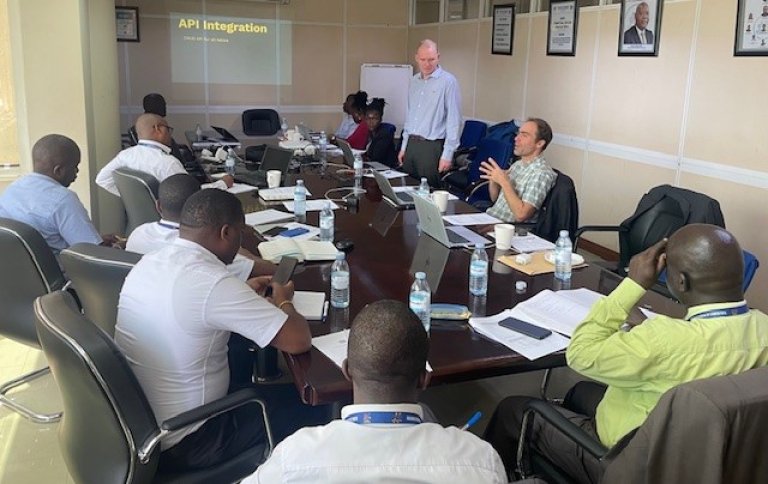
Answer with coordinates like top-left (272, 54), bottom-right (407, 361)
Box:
top-left (116, 7), bottom-right (140, 42)
top-left (547, 0), bottom-right (579, 56)
top-left (618, 0), bottom-right (662, 56)
top-left (734, 0), bottom-right (768, 56)
top-left (492, 4), bottom-right (515, 55)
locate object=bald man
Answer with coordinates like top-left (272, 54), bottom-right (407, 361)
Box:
top-left (485, 224), bottom-right (768, 483)
top-left (246, 300), bottom-right (506, 483)
top-left (0, 134), bottom-right (116, 253)
top-left (399, 39), bottom-right (462, 188)
top-left (96, 113), bottom-right (233, 196)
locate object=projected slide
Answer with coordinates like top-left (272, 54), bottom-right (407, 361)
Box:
top-left (170, 13), bottom-right (292, 85)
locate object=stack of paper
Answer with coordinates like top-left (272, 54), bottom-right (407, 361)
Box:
top-left (283, 200), bottom-right (340, 212)
top-left (258, 186), bottom-right (313, 201)
top-left (293, 291), bottom-right (326, 320)
top-left (509, 288), bottom-right (604, 337)
top-left (227, 183), bottom-right (258, 194)
top-left (469, 310), bottom-right (571, 360)
top-left (245, 209), bottom-right (294, 226)
top-left (442, 213), bottom-right (502, 226)
top-left (258, 239), bottom-right (339, 262)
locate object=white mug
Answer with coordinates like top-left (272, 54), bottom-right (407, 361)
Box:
top-left (266, 170), bottom-right (282, 188)
top-left (432, 190), bottom-right (449, 213)
top-left (495, 223), bottom-right (516, 251)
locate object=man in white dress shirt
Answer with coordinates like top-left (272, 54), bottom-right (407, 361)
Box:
top-left (115, 188), bottom-right (311, 472)
top-left (245, 300), bottom-right (507, 483)
top-left (96, 113), bottom-right (234, 196)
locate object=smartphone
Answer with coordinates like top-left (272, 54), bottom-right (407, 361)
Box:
top-left (265, 256), bottom-right (298, 298)
top-left (498, 317), bottom-right (552, 340)
top-left (262, 226), bottom-right (286, 237)
top-left (279, 227), bottom-right (310, 238)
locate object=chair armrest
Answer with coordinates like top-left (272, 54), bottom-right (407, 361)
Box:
top-left (526, 399), bottom-right (609, 459)
top-left (573, 225), bottom-right (623, 251)
top-left (440, 165), bottom-right (469, 182)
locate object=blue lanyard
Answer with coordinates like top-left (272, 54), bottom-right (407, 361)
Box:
top-left (157, 221), bottom-right (179, 230)
top-left (138, 141), bottom-right (169, 153)
top-left (686, 304), bottom-right (749, 321)
top-left (344, 411), bottom-right (422, 425)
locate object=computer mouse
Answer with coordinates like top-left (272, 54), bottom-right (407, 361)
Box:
top-left (334, 239), bottom-right (354, 252)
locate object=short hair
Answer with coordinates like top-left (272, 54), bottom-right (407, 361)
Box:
top-left (180, 188), bottom-right (244, 230)
top-left (143, 93), bottom-right (167, 116)
top-left (418, 39), bottom-right (439, 54)
top-left (158, 174), bottom-right (201, 221)
top-left (32, 134), bottom-right (80, 172)
top-left (135, 113), bottom-right (165, 139)
top-left (366, 98), bottom-right (386, 117)
top-left (350, 91), bottom-right (368, 113)
top-left (527, 117), bottom-right (553, 151)
top-left (347, 300), bottom-right (428, 385)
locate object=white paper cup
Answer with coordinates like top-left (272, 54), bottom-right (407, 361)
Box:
top-left (266, 170), bottom-right (282, 188)
top-left (495, 223), bottom-right (515, 250)
top-left (432, 190), bottom-right (449, 213)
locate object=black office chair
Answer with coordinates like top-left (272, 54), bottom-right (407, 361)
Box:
top-left (517, 368), bottom-right (768, 484)
top-left (33, 290), bottom-right (274, 484)
top-left (113, 168), bottom-right (161, 236)
top-left (0, 218), bottom-right (65, 423)
top-left (242, 109), bottom-right (281, 136)
top-left (517, 169), bottom-right (579, 243)
top-left (59, 243), bottom-right (142, 337)
top-left (442, 138), bottom-right (513, 198)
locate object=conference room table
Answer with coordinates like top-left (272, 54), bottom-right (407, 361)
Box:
top-left (235, 162), bottom-right (685, 406)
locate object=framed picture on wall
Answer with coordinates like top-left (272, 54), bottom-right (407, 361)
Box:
top-left (734, 0), bottom-right (768, 56)
top-left (547, 0), bottom-right (579, 56)
top-left (618, 0), bottom-right (662, 56)
top-left (492, 4), bottom-right (515, 55)
top-left (116, 7), bottom-right (140, 42)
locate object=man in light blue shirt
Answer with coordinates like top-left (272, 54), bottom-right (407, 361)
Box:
top-left (0, 134), bottom-right (113, 253)
top-left (398, 39), bottom-right (462, 187)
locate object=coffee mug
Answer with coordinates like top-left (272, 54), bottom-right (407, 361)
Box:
top-left (266, 170), bottom-right (282, 188)
top-left (495, 223), bottom-right (515, 251)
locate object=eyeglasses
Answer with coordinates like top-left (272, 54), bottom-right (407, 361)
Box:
top-left (157, 124), bottom-right (174, 134)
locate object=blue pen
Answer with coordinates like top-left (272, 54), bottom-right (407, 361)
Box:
top-left (460, 411), bottom-right (482, 431)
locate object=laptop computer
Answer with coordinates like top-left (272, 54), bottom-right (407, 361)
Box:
top-left (234, 146), bottom-right (292, 188)
top-left (372, 170), bottom-right (416, 209)
top-left (336, 138), bottom-right (390, 172)
top-left (211, 126), bottom-right (239, 142)
top-left (412, 195), bottom-right (491, 248)
top-left (410, 234), bottom-right (450, 292)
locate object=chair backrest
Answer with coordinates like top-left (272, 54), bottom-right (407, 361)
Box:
top-left (0, 218), bottom-right (66, 347)
top-left (113, 168), bottom-right (160, 236)
top-left (467, 138), bottom-right (514, 184)
top-left (59, 243), bottom-right (142, 337)
top-left (34, 291), bottom-right (160, 484)
top-left (532, 170), bottom-right (579, 243)
top-left (241, 109), bottom-right (281, 136)
top-left (743, 250), bottom-right (759, 292)
top-left (458, 120), bottom-right (488, 149)
top-left (381, 122), bottom-right (397, 138)
top-left (603, 368), bottom-right (768, 484)
top-left (618, 194), bottom-right (686, 270)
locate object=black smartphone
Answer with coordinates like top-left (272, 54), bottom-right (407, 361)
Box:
top-left (262, 226), bottom-right (287, 237)
top-left (498, 317), bottom-right (552, 340)
top-left (264, 256), bottom-right (298, 298)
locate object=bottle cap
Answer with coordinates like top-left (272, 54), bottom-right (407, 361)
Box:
top-left (515, 281), bottom-right (527, 293)
top-left (559, 230), bottom-right (569, 237)
top-left (475, 242), bottom-right (484, 249)
top-left (416, 271), bottom-right (426, 279)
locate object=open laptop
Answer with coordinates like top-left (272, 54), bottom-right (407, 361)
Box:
top-left (372, 170), bottom-right (416, 209)
top-left (412, 195), bottom-right (491, 248)
top-left (336, 138), bottom-right (390, 172)
top-left (234, 146), bottom-right (292, 187)
top-left (410, 234), bottom-right (450, 292)
top-left (211, 126), bottom-right (239, 142)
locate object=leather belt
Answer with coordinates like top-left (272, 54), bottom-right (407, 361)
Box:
top-left (409, 135), bottom-right (444, 143)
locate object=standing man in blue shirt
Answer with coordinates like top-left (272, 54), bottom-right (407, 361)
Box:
top-left (0, 134), bottom-right (116, 253)
top-left (398, 39), bottom-right (462, 188)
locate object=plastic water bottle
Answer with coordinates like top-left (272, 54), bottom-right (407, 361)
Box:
top-left (353, 153), bottom-right (363, 190)
top-left (409, 272), bottom-right (431, 333)
top-left (281, 118), bottom-right (288, 137)
top-left (293, 180), bottom-right (307, 218)
top-left (319, 130), bottom-right (328, 152)
top-left (225, 149), bottom-right (236, 177)
top-left (469, 243), bottom-right (489, 296)
top-left (195, 123), bottom-right (203, 142)
top-left (418, 177), bottom-right (430, 198)
top-left (330, 253), bottom-right (350, 308)
top-left (554, 230), bottom-right (573, 281)
top-left (319, 201), bottom-right (334, 242)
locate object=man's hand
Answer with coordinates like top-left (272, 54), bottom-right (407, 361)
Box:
top-left (221, 175), bottom-right (234, 188)
top-left (101, 234), bottom-right (125, 249)
top-left (397, 151), bottom-right (405, 166)
top-left (628, 238), bottom-right (668, 290)
top-left (270, 280), bottom-right (295, 307)
top-left (246, 275), bottom-right (272, 294)
top-left (479, 157), bottom-right (509, 186)
top-left (438, 158), bottom-right (452, 173)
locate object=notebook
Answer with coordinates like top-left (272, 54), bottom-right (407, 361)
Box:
top-left (412, 195), bottom-right (491, 248)
top-left (258, 239), bottom-right (339, 262)
top-left (258, 186), bottom-right (312, 201)
top-left (373, 170), bottom-right (416, 209)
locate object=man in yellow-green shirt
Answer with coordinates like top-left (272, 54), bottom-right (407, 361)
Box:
top-left (484, 224), bottom-right (768, 483)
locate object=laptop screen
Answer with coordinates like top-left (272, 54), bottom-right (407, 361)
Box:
top-left (210, 126), bottom-right (239, 142)
top-left (260, 146), bottom-right (292, 173)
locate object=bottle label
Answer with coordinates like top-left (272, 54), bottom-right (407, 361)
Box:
top-left (320, 217), bottom-right (333, 229)
top-left (409, 291), bottom-right (429, 313)
top-left (331, 272), bottom-right (349, 290)
top-left (470, 260), bottom-right (488, 277)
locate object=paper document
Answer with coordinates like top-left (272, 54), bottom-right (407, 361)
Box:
top-left (442, 213), bottom-right (502, 226)
top-left (391, 186), bottom-right (460, 201)
top-left (245, 209), bottom-right (294, 226)
top-left (293, 291), bottom-right (326, 320)
top-left (282, 200), bottom-right (340, 212)
top-left (469, 310), bottom-right (570, 360)
top-left (313, 329), bottom-right (433, 372)
top-left (227, 183), bottom-right (258, 194)
top-left (509, 288), bottom-right (604, 337)
top-left (259, 186), bottom-right (312, 201)
top-left (447, 226), bottom-right (492, 246)
top-left (509, 234), bottom-right (556, 253)
top-left (363, 169), bottom-right (408, 179)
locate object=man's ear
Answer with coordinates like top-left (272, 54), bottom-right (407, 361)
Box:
top-left (418, 369), bottom-right (431, 390)
top-left (341, 359), bottom-right (352, 382)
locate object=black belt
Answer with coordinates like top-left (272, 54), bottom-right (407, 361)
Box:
top-left (409, 135), bottom-right (444, 143)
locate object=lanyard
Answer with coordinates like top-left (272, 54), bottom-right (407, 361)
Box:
top-left (138, 141), bottom-right (169, 153)
top-left (344, 411), bottom-right (422, 425)
top-left (157, 221), bottom-right (179, 230)
top-left (686, 304), bottom-right (749, 321)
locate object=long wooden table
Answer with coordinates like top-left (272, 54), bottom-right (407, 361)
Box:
top-left (238, 163), bottom-right (684, 405)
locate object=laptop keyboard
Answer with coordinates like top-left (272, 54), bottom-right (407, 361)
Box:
top-left (398, 192), bottom-right (414, 203)
top-left (234, 170), bottom-right (267, 188)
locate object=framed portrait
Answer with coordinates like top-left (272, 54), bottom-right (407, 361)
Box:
top-left (116, 7), bottom-right (140, 42)
top-left (492, 4), bottom-right (515, 55)
top-left (734, 0), bottom-right (768, 56)
top-left (618, 0), bottom-right (662, 56)
top-left (547, 0), bottom-right (579, 56)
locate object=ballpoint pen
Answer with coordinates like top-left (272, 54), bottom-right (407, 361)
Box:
top-left (460, 411), bottom-right (482, 431)
top-left (321, 301), bottom-right (329, 323)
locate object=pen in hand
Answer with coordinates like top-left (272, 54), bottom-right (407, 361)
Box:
top-left (321, 301), bottom-right (329, 323)
top-left (460, 411), bottom-right (482, 431)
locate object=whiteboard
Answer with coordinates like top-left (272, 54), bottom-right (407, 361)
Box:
top-left (360, 64), bottom-right (413, 133)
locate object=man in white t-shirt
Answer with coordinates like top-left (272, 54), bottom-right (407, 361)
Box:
top-left (115, 188), bottom-right (311, 472)
top-left (245, 300), bottom-right (507, 483)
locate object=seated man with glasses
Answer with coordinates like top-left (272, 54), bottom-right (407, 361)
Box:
top-left (96, 113), bottom-right (233, 196)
